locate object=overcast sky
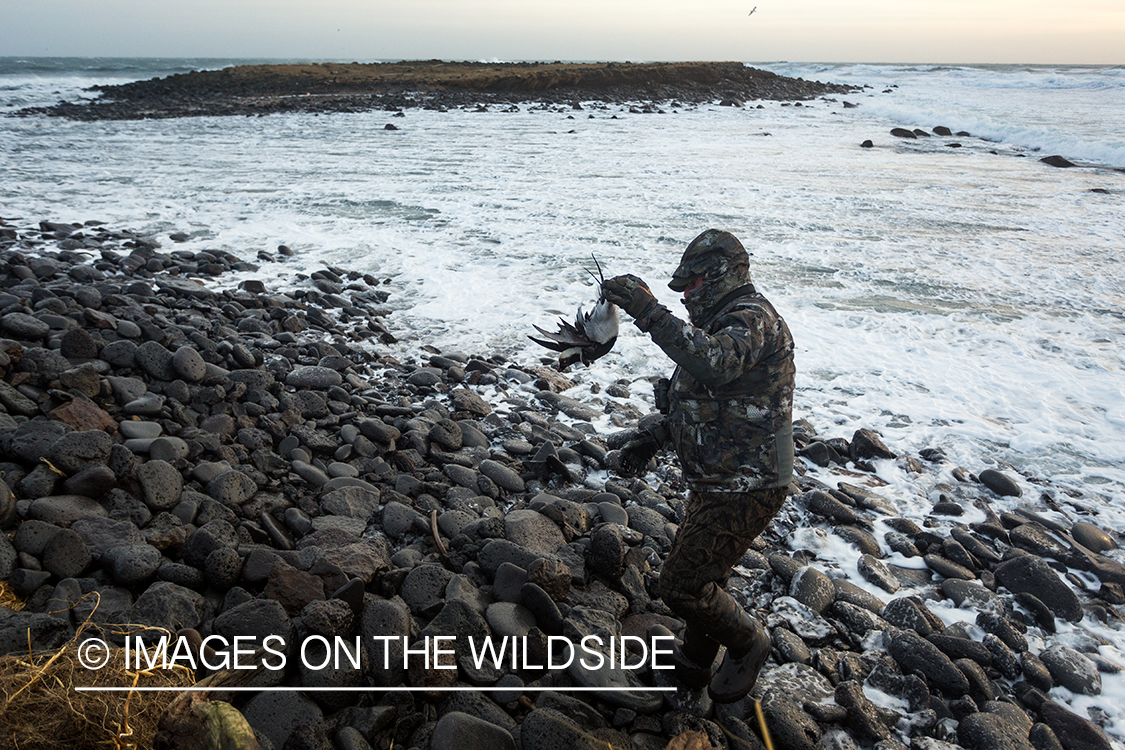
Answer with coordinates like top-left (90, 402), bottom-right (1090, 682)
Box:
top-left (3, 1), bottom-right (1122, 64)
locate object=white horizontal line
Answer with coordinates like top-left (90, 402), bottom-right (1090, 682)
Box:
top-left (75, 686), bottom-right (676, 693)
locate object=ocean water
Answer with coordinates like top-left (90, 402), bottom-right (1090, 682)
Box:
top-left (2, 58), bottom-right (1125, 737)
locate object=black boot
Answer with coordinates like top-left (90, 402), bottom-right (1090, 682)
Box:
top-left (708, 612), bottom-right (771, 703)
top-left (675, 625), bottom-right (720, 689)
top-left (648, 625), bottom-right (719, 690)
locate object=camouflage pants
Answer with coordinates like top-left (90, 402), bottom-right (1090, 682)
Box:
top-left (659, 486), bottom-right (788, 648)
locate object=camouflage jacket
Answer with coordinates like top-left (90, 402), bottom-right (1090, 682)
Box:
top-left (639, 285), bottom-right (795, 492)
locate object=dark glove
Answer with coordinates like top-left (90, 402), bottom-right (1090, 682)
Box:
top-left (618, 413), bottom-right (669, 476)
top-left (619, 435), bottom-right (661, 477)
top-left (602, 274), bottom-right (660, 320)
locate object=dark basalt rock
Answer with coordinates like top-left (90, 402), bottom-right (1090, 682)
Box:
top-left (979, 468), bottom-right (1022, 497)
top-left (1040, 155), bottom-right (1077, 168)
top-left (995, 554), bottom-right (1082, 622)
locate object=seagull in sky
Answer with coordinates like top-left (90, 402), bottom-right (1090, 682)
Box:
top-left (748, 6), bottom-right (757, 15)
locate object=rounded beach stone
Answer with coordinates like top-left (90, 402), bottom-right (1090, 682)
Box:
top-left (790, 565), bottom-right (836, 614)
top-left (47, 429), bottom-right (114, 475)
top-left (134, 340), bottom-right (177, 380)
top-left (505, 509), bottom-right (566, 553)
top-left (171, 345), bottom-right (207, 382)
top-left (291, 460), bottom-right (330, 487)
top-left (106, 543), bottom-right (162, 585)
top-left (285, 366), bottom-right (343, 389)
top-left (431, 711), bottom-right (516, 750)
top-left (42, 528), bottom-right (91, 578)
top-left (979, 469), bottom-right (1021, 497)
top-left (62, 464), bottom-right (116, 498)
top-left (858, 554), bottom-right (901, 593)
top-left (995, 554), bottom-right (1082, 623)
top-left (136, 459), bottom-right (184, 511)
top-left (1070, 522), bottom-right (1115, 553)
top-left (205, 547), bottom-right (243, 590)
top-left (60, 328), bottom-right (100, 358)
top-left (1040, 645), bottom-right (1101, 695)
top-left (207, 470), bottom-right (258, 505)
top-left (2, 312), bottom-right (50, 339)
top-left (400, 564), bottom-right (454, 616)
top-left (28, 494), bottom-right (108, 525)
top-left (480, 459), bottom-right (526, 493)
top-left (149, 436), bottom-right (190, 462)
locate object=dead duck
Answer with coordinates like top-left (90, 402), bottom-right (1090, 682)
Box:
top-left (530, 257), bottom-right (619, 369)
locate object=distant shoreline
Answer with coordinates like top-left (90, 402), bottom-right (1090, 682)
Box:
top-left (13, 60), bottom-right (859, 121)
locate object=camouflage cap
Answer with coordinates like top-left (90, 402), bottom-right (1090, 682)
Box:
top-left (669, 229), bottom-right (750, 292)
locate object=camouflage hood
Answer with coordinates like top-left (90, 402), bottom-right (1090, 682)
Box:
top-left (669, 229), bottom-right (753, 325)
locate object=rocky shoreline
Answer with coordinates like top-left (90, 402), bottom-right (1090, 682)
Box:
top-left (12, 61), bottom-right (858, 121)
top-left (1, 216), bottom-right (1123, 750)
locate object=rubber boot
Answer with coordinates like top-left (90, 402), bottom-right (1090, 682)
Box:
top-left (708, 611), bottom-right (771, 703)
top-left (648, 624), bottom-right (719, 690)
top-left (676, 625), bottom-right (720, 689)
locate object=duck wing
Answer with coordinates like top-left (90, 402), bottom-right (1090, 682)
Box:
top-left (529, 319), bottom-right (595, 352)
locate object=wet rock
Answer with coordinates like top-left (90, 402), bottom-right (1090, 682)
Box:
top-left (995, 554), bottom-right (1082, 622)
top-left (851, 428), bottom-right (895, 460)
top-left (790, 565), bottom-right (835, 614)
top-left (979, 469), bottom-right (1021, 497)
top-left (835, 680), bottom-right (893, 740)
top-left (977, 611), bottom-right (1026, 652)
top-left (942, 578), bottom-right (1003, 613)
top-left (1039, 645), bottom-right (1100, 695)
top-left (883, 597), bottom-right (941, 637)
top-left (983, 634), bottom-right (1022, 680)
top-left (805, 490), bottom-right (856, 523)
top-left (858, 554), bottom-right (900, 593)
top-left (1070, 522), bottom-right (1115, 553)
top-left (1039, 155), bottom-right (1076, 169)
top-left (1038, 701), bottom-right (1112, 750)
top-left (885, 627), bottom-right (969, 696)
top-left (958, 711), bottom-right (1035, 750)
top-left (760, 693), bottom-right (823, 750)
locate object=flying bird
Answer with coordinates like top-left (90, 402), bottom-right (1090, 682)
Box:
top-left (748, 6), bottom-right (757, 15)
top-left (529, 256), bottom-right (619, 369)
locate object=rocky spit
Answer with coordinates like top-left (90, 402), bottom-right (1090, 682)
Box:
top-left (1, 216), bottom-right (1124, 750)
top-left (12, 61), bottom-right (858, 121)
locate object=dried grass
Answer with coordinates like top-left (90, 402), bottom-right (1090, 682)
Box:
top-left (0, 593), bottom-right (195, 750)
top-left (0, 580), bottom-right (24, 612)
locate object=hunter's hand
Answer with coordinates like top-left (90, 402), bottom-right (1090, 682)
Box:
top-left (603, 274), bottom-right (659, 319)
top-left (619, 436), bottom-right (660, 477)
